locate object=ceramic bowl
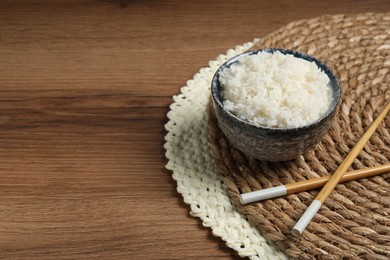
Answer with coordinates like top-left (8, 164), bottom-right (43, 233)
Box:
top-left (211, 48), bottom-right (341, 161)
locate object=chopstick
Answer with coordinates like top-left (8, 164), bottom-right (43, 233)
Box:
top-left (292, 101), bottom-right (390, 236)
top-left (240, 164), bottom-right (390, 204)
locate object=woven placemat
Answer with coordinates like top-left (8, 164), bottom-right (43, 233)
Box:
top-left (208, 13), bottom-right (390, 259)
top-left (165, 40), bottom-right (289, 259)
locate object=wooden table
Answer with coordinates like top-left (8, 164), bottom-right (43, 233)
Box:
top-left (0, 1), bottom-right (388, 259)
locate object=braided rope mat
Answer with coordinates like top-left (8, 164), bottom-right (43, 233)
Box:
top-left (208, 13), bottom-right (390, 259)
top-left (165, 40), bottom-right (288, 258)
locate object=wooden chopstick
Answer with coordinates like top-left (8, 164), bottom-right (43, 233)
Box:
top-left (292, 101), bottom-right (390, 236)
top-left (240, 164), bottom-right (390, 204)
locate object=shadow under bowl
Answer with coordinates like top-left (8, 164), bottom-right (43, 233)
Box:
top-left (211, 48), bottom-right (341, 161)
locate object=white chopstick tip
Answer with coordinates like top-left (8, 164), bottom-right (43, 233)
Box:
top-left (239, 195), bottom-right (244, 204)
top-left (291, 227), bottom-right (301, 237)
top-left (292, 200), bottom-right (322, 236)
top-left (240, 185), bottom-right (287, 204)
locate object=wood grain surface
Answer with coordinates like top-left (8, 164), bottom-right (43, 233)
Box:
top-left (0, 0), bottom-right (389, 259)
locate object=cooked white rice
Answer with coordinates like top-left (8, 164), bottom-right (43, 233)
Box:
top-left (219, 51), bottom-right (332, 128)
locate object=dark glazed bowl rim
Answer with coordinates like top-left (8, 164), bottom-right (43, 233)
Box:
top-left (211, 48), bottom-right (341, 133)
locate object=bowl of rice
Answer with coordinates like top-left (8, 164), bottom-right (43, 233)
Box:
top-left (211, 48), bottom-right (341, 161)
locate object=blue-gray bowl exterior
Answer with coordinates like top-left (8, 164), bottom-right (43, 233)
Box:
top-left (211, 48), bottom-right (341, 161)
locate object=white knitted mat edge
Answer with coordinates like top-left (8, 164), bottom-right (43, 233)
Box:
top-left (164, 40), bottom-right (288, 260)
